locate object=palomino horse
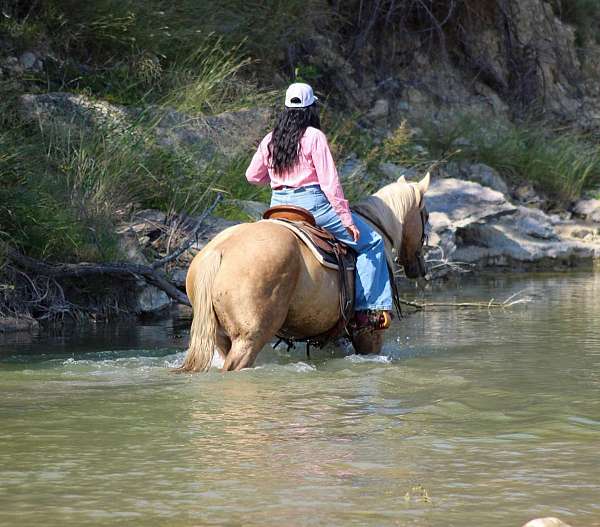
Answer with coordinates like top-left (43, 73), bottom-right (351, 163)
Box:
top-left (179, 172), bottom-right (430, 372)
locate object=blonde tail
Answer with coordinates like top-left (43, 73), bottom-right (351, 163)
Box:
top-left (177, 250), bottom-right (222, 373)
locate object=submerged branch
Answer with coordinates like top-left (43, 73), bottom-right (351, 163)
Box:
top-left (400, 289), bottom-right (533, 311)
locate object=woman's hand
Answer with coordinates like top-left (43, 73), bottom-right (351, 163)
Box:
top-left (346, 224), bottom-right (361, 242)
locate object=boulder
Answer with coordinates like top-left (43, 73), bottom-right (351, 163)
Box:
top-left (118, 228), bottom-right (149, 265)
top-left (135, 285), bottom-right (171, 314)
top-left (170, 268), bottom-right (188, 288)
top-left (230, 199), bottom-right (269, 220)
top-left (378, 162), bottom-right (418, 181)
top-left (153, 106), bottom-right (271, 161)
top-left (443, 162), bottom-right (509, 195)
top-left (522, 518), bottom-right (572, 527)
top-left (426, 177), bottom-right (600, 271)
top-left (426, 178), bottom-right (516, 232)
top-left (572, 198), bottom-right (600, 222)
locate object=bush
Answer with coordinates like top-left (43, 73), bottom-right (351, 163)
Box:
top-left (421, 114), bottom-right (600, 201)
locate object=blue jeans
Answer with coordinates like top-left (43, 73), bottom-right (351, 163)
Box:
top-left (270, 185), bottom-right (393, 311)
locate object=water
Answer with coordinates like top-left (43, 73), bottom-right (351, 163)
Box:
top-left (1, 273), bottom-right (600, 527)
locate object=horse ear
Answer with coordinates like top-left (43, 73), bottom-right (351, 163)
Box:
top-left (418, 171), bottom-right (431, 195)
top-left (397, 175), bottom-right (407, 184)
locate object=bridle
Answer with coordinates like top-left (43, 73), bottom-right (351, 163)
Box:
top-left (417, 203), bottom-right (430, 258)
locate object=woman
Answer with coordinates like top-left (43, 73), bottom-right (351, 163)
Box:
top-left (245, 82), bottom-right (393, 330)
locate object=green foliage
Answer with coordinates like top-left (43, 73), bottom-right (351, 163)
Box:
top-left (0, 96), bottom-right (222, 261)
top-left (421, 113), bottom-right (600, 201)
top-left (556, 0), bottom-right (600, 45)
top-left (0, 0), bottom-right (328, 105)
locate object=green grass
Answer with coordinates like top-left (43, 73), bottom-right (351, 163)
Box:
top-left (0, 92), bottom-right (229, 262)
top-left (420, 113), bottom-right (600, 201)
top-left (0, 0), bottom-right (326, 106)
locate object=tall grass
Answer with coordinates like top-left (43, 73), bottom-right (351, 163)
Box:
top-left (0, 94), bottom-right (227, 262)
top-left (420, 114), bottom-right (600, 201)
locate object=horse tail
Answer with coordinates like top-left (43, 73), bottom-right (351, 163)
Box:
top-left (176, 250), bottom-right (222, 373)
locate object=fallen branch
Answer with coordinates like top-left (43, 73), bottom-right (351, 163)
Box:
top-left (4, 195), bottom-right (226, 312)
top-left (8, 251), bottom-right (191, 307)
top-left (400, 289), bottom-right (533, 310)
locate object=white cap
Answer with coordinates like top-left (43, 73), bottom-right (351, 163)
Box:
top-left (285, 82), bottom-right (318, 108)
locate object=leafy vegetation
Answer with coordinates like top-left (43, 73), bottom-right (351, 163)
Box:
top-left (420, 113), bottom-right (600, 201)
top-left (1, 0), bottom-right (600, 269)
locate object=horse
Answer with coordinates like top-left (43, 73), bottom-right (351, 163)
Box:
top-left (179, 172), bottom-right (430, 372)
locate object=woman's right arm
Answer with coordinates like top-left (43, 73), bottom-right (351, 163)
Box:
top-left (311, 130), bottom-right (359, 241)
top-left (245, 137), bottom-right (270, 186)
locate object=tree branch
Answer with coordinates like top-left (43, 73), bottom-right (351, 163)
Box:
top-left (7, 251), bottom-right (191, 307)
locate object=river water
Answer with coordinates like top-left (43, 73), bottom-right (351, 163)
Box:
top-left (1, 273), bottom-right (600, 527)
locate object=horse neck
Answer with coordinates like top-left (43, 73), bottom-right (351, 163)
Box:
top-left (354, 183), bottom-right (418, 254)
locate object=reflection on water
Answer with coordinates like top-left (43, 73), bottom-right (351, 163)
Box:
top-left (1, 273), bottom-right (600, 526)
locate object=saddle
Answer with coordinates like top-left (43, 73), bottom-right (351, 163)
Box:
top-left (262, 205), bottom-right (357, 343)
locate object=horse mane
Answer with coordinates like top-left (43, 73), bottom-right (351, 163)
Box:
top-left (352, 177), bottom-right (421, 257)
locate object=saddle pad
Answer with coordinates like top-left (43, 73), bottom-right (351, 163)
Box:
top-left (263, 219), bottom-right (355, 271)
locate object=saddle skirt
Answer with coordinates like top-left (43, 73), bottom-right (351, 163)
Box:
top-left (262, 219), bottom-right (355, 271)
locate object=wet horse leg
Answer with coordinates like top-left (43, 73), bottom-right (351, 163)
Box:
top-left (222, 338), bottom-right (265, 371)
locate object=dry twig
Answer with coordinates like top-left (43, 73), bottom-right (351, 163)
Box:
top-left (399, 289), bottom-right (533, 311)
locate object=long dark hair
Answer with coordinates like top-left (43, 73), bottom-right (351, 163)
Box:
top-left (267, 104), bottom-right (321, 174)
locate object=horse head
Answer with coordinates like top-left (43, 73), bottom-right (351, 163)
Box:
top-left (353, 171), bottom-right (431, 280)
top-left (398, 172), bottom-right (430, 278)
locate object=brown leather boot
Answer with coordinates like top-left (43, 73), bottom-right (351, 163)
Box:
top-left (353, 310), bottom-right (393, 331)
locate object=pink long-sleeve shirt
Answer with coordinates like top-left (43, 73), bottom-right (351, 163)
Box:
top-left (245, 126), bottom-right (354, 227)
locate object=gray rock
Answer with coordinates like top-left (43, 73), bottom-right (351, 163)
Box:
top-left (339, 156), bottom-right (367, 181)
top-left (378, 162), bottom-right (418, 181)
top-left (367, 98), bottom-right (389, 119)
top-left (426, 178), bottom-right (516, 232)
top-left (230, 199), bottom-right (268, 220)
top-left (118, 228), bottom-right (149, 265)
top-left (443, 162), bottom-right (509, 195)
top-left (425, 177), bottom-right (600, 270)
top-left (170, 268), bottom-right (188, 288)
top-left (521, 518), bottom-right (572, 527)
top-left (452, 220), bottom-right (593, 269)
top-left (135, 285), bottom-right (170, 314)
top-left (19, 93), bottom-right (271, 166)
top-left (513, 182), bottom-right (541, 204)
top-left (153, 106), bottom-right (271, 161)
top-left (468, 163), bottom-right (509, 195)
top-left (572, 198), bottom-right (600, 222)
top-left (134, 209), bottom-right (168, 224)
top-left (514, 206), bottom-right (557, 240)
top-left (19, 51), bottom-right (41, 71)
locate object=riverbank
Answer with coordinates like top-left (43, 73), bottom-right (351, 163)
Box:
top-left (4, 1), bottom-right (600, 330)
